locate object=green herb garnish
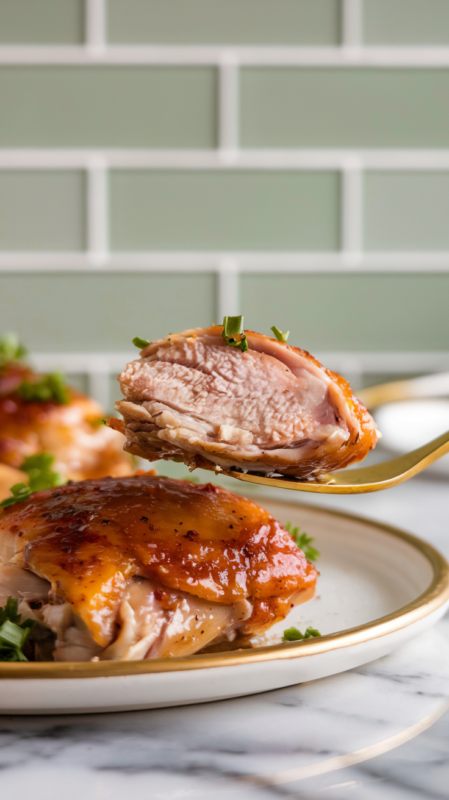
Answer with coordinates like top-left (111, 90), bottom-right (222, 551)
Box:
top-left (22, 453), bottom-right (66, 492)
top-left (18, 372), bottom-right (69, 405)
top-left (0, 333), bottom-right (27, 369)
top-left (222, 316), bottom-right (248, 353)
top-left (0, 483), bottom-right (32, 508)
top-left (271, 326), bottom-right (290, 343)
top-left (183, 475), bottom-right (199, 483)
top-left (285, 522), bottom-right (320, 562)
top-left (0, 453), bottom-right (66, 508)
top-left (283, 626), bottom-right (321, 642)
top-left (0, 597), bottom-right (34, 662)
top-left (133, 337), bottom-right (151, 349)
top-left (0, 596), bottom-right (24, 626)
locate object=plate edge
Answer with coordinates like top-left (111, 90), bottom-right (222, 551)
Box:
top-left (1, 501), bottom-right (448, 679)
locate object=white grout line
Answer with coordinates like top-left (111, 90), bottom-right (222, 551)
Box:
top-left (32, 353), bottom-right (133, 373)
top-left (341, 158), bottom-right (363, 261)
top-left (1, 149), bottom-right (449, 171)
top-left (217, 259), bottom-right (240, 320)
top-left (342, 0), bottom-right (363, 50)
top-left (32, 351), bottom-right (449, 374)
top-left (218, 52), bottom-right (240, 159)
top-left (0, 252), bottom-right (217, 271)
top-left (1, 251), bottom-right (449, 272)
top-left (85, 0), bottom-right (106, 53)
top-left (2, 45), bottom-right (449, 66)
top-left (86, 156), bottom-right (109, 266)
top-left (0, 252), bottom-right (95, 269)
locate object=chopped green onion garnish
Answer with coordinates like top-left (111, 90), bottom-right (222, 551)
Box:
top-left (285, 522), bottom-right (320, 562)
top-left (0, 597), bottom-right (35, 662)
top-left (1, 453), bottom-right (66, 508)
top-left (0, 619), bottom-right (28, 648)
top-left (222, 316), bottom-right (248, 353)
top-left (271, 326), bottom-right (290, 343)
top-left (0, 333), bottom-right (27, 369)
top-left (22, 453), bottom-right (66, 492)
top-left (283, 626), bottom-right (321, 642)
top-left (223, 316), bottom-right (244, 337)
top-left (0, 597), bottom-right (23, 626)
top-left (18, 372), bottom-right (69, 405)
top-left (133, 337), bottom-right (151, 349)
top-left (0, 483), bottom-right (32, 508)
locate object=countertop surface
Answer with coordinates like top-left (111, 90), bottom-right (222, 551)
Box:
top-left (2, 474), bottom-right (449, 800)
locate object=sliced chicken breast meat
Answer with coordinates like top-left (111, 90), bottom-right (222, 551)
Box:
top-left (114, 326), bottom-right (378, 478)
top-left (0, 474), bottom-right (317, 661)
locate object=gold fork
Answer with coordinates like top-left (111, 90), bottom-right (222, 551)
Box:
top-left (224, 373), bottom-right (449, 494)
top-left (223, 429), bottom-right (449, 494)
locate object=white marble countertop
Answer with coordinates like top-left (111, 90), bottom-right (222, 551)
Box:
top-left (2, 474), bottom-right (449, 800)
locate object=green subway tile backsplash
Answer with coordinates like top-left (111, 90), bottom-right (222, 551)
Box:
top-left (0, 171), bottom-right (85, 250)
top-left (365, 172), bottom-right (449, 251)
top-left (0, 2), bottom-right (447, 362)
top-left (0, 67), bottom-right (217, 148)
top-left (2, 272), bottom-right (447, 357)
top-left (110, 171), bottom-right (340, 251)
top-left (107, 0), bottom-right (340, 45)
top-left (364, 0), bottom-right (449, 45)
top-left (241, 274), bottom-right (449, 352)
top-left (0, 273), bottom-right (216, 352)
top-left (241, 68), bottom-right (449, 148)
top-left (0, 0), bottom-right (83, 44)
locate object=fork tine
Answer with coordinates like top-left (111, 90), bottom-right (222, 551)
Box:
top-left (224, 429), bottom-right (449, 494)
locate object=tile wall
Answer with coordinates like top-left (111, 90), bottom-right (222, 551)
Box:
top-left (0, 0), bottom-right (448, 410)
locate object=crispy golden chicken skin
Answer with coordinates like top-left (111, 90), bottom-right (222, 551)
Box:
top-left (114, 326), bottom-right (378, 478)
top-left (0, 361), bottom-right (132, 487)
top-left (0, 475), bottom-right (317, 661)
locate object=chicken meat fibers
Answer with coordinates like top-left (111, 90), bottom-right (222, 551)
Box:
top-left (114, 325), bottom-right (378, 478)
top-left (0, 475), bottom-right (317, 661)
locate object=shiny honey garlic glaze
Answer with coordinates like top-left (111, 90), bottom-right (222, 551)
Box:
top-left (0, 475), bottom-right (317, 646)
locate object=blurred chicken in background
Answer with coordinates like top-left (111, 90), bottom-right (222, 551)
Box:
top-left (0, 333), bottom-right (132, 500)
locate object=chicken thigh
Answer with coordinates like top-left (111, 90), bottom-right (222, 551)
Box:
top-left (0, 474), bottom-right (317, 661)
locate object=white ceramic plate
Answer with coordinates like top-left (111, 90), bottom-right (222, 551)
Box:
top-left (375, 399), bottom-right (449, 477)
top-left (1, 499), bottom-right (448, 715)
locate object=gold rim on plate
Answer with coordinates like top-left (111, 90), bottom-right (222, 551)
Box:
top-left (1, 503), bottom-right (448, 680)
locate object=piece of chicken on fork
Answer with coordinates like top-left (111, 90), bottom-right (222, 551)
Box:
top-left (0, 474), bottom-right (317, 661)
top-left (113, 323), bottom-right (378, 479)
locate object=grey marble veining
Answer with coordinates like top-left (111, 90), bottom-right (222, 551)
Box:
top-left (1, 474), bottom-right (449, 800)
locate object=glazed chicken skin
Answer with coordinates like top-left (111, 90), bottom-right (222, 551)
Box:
top-left (0, 359), bottom-right (132, 489)
top-left (0, 475), bottom-right (317, 661)
top-left (114, 326), bottom-right (378, 479)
